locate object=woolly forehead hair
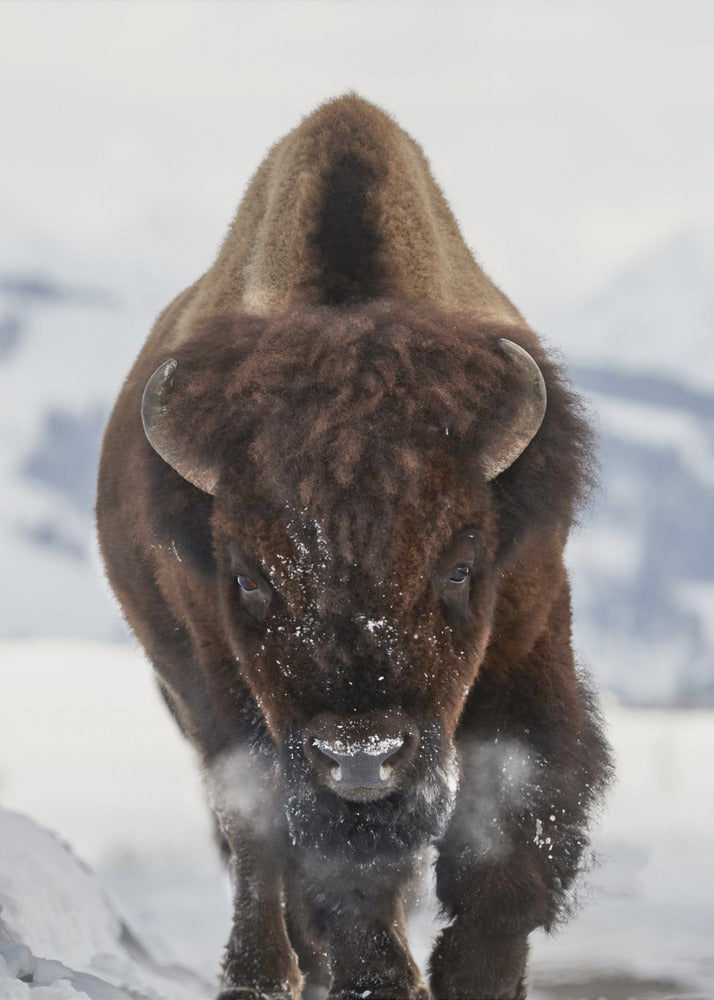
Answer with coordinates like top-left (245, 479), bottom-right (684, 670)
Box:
top-left (241, 305), bottom-right (494, 519)
top-left (167, 300), bottom-right (588, 573)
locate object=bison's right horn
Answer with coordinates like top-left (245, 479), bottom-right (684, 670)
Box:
top-left (141, 359), bottom-right (219, 495)
top-left (480, 339), bottom-right (547, 481)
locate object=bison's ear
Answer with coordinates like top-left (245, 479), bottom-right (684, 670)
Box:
top-left (141, 359), bottom-right (219, 495)
top-left (481, 339), bottom-right (547, 481)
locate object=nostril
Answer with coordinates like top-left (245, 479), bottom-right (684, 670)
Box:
top-left (379, 761), bottom-right (393, 781)
top-left (377, 738), bottom-right (406, 780)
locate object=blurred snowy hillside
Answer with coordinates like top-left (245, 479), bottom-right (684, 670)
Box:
top-left (558, 233), bottom-right (714, 705)
top-left (1, 0), bottom-right (713, 710)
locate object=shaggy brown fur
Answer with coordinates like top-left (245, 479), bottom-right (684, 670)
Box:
top-left (97, 95), bottom-right (611, 1000)
top-left (159, 93), bottom-right (522, 351)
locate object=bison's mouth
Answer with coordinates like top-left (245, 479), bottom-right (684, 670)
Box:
top-left (281, 722), bottom-right (459, 860)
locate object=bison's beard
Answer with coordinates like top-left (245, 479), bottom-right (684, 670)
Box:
top-left (280, 722), bottom-right (458, 862)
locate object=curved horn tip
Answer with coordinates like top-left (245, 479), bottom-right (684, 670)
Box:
top-left (497, 339), bottom-right (547, 402)
top-left (141, 359), bottom-right (178, 436)
top-left (483, 339), bottom-right (547, 481)
top-left (141, 358), bottom-right (219, 496)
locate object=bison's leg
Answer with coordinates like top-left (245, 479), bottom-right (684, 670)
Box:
top-left (282, 854), bottom-right (331, 998)
top-left (429, 579), bottom-right (612, 999)
top-left (217, 820), bottom-right (303, 1000)
top-left (295, 857), bottom-right (428, 1000)
top-left (429, 838), bottom-right (541, 999)
top-left (428, 723), bottom-right (604, 1000)
top-left (324, 901), bottom-right (428, 1000)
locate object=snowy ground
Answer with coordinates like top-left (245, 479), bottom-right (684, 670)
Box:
top-left (1, 639), bottom-right (713, 1000)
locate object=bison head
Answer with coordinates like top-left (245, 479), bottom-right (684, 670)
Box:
top-left (140, 301), bottom-right (586, 858)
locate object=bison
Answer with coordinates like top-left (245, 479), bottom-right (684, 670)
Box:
top-left (97, 95), bottom-right (612, 1000)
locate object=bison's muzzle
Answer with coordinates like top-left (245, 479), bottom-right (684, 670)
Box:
top-left (303, 709), bottom-right (420, 802)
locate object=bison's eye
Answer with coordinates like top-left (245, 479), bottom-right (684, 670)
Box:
top-left (234, 570), bottom-right (271, 622)
top-left (434, 532), bottom-right (479, 622)
top-left (227, 541), bottom-right (272, 623)
top-left (449, 564), bottom-right (470, 584)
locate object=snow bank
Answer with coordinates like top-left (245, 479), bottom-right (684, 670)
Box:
top-left (0, 809), bottom-right (212, 999)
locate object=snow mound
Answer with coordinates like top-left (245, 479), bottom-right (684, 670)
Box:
top-left (0, 809), bottom-right (214, 1000)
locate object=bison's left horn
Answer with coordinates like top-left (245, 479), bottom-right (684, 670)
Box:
top-left (481, 339), bottom-right (547, 481)
top-left (141, 359), bottom-right (219, 495)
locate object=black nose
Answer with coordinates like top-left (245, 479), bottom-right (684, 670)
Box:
top-left (302, 709), bottom-right (420, 802)
top-left (314, 736), bottom-right (405, 790)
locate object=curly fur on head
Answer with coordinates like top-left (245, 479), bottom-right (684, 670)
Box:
top-left (152, 298), bottom-right (595, 571)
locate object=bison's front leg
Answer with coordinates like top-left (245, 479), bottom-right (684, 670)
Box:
top-left (324, 904), bottom-right (428, 1000)
top-left (302, 857), bottom-right (429, 1000)
top-left (429, 840), bottom-right (543, 1000)
top-left (217, 820), bottom-right (303, 1000)
top-left (429, 726), bottom-right (608, 998)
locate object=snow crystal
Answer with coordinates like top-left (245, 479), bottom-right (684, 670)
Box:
top-left (313, 734), bottom-right (404, 757)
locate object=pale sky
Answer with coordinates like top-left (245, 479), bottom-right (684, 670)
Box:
top-left (1, 0), bottom-right (712, 323)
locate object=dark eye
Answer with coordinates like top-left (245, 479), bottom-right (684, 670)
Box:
top-left (235, 573), bottom-right (270, 623)
top-left (228, 541), bottom-right (272, 623)
top-left (449, 564), bottom-right (471, 584)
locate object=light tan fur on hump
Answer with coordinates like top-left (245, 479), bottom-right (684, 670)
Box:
top-left (166, 94), bottom-right (522, 348)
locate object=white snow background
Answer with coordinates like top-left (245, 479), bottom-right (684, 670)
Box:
top-left (1, 2), bottom-right (713, 998)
